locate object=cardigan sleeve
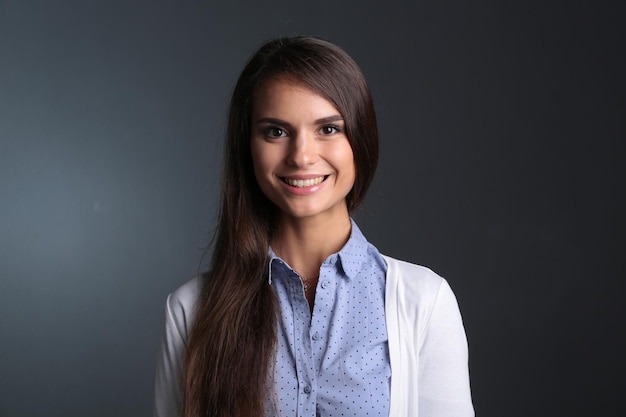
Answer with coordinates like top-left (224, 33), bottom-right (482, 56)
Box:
top-left (417, 279), bottom-right (474, 417)
top-left (153, 278), bottom-right (201, 417)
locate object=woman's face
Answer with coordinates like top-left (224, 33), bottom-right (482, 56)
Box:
top-left (250, 77), bottom-right (355, 222)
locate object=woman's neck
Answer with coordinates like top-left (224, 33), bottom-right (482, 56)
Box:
top-left (271, 213), bottom-right (352, 279)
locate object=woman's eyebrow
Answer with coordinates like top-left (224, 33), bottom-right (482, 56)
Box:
top-left (314, 115), bottom-right (344, 125)
top-left (255, 117), bottom-right (290, 126)
top-left (255, 115), bottom-right (344, 126)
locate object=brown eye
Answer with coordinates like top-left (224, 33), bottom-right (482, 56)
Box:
top-left (264, 127), bottom-right (286, 138)
top-left (320, 125), bottom-right (340, 135)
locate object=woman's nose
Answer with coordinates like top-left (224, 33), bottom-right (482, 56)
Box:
top-left (287, 132), bottom-right (318, 166)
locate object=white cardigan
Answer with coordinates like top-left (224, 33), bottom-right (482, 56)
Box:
top-left (383, 256), bottom-right (474, 416)
top-left (154, 256), bottom-right (474, 417)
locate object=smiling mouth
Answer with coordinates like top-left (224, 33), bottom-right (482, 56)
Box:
top-left (281, 176), bottom-right (328, 188)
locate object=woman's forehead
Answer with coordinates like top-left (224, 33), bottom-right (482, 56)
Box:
top-left (252, 77), bottom-right (341, 119)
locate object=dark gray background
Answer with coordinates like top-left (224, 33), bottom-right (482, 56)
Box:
top-left (1, 0), bottom-right (624, 416)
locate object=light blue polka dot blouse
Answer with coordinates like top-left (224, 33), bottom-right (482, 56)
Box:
top-left (266, 220), bottom-right (390, 417)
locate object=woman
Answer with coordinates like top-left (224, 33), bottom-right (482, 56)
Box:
top-left (154, 36), bottom-right (474, 417)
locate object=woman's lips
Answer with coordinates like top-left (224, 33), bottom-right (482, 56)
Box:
top-left (281, 176), bottom-right (327, 188)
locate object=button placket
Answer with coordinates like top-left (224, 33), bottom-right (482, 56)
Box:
top-left (310, 263), bottom-right (334, 380)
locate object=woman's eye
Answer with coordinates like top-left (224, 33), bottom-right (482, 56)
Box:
top-left (264, 127), bottom-right (286, 138)
top-left (320, 125), bottom-right (340, 135)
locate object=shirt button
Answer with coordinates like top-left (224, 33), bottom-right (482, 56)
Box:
top-left (312, 332), bottom-right (320, 341)
top-left (321, 280), bottom-right (330, 289)
top-left (304, 385), bottom-right (312, 394)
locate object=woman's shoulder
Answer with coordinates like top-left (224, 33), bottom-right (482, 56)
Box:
top-left (382, 255), bottom-right (445, 293)
top-left (168, 275), bottom-right (203, 307)
top-left (163, 275), bottom-right (204, 334)
top-left (382, 254), bottom-right (465, 345)
top-left (382, 254), bottom-right (460, 317)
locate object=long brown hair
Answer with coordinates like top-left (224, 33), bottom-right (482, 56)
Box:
top-left (183, 36), bottom-right (379, 417)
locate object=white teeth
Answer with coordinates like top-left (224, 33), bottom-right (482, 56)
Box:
top-left (284, 176), bottom-right (325, 188)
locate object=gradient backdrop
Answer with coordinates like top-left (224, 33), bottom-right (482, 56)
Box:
top-left (1, 1), bottom-right (624, 416)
